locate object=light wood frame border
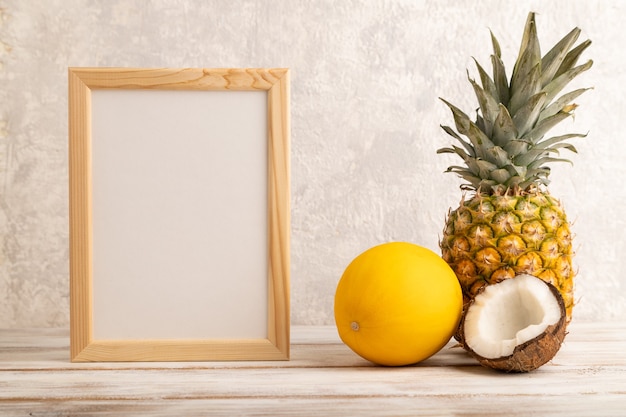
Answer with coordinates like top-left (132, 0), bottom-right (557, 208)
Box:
top-left (69, 68), bottom-right (290, 362)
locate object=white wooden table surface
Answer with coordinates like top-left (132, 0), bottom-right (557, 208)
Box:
top-left (1, 322), bottom-right (625, 416)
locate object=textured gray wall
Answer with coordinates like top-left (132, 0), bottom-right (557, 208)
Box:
top-left (0, 0), bottom-right (624, 328)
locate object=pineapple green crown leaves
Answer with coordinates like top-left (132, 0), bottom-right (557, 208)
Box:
top-left (438, 12), bottom-right (593, 195)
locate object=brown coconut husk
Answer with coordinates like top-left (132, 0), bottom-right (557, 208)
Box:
top-left (459, 278), bottom-right (567, 373)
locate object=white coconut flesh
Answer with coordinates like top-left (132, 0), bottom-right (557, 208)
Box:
top-left (463, 274), bottom-right (563, 360)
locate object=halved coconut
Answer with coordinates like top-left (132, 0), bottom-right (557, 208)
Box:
top-left (460, 274), bottom-right (567, 372)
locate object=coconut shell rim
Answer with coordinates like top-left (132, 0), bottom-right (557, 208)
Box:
top-left (459, 276), bottom-right (568, 372)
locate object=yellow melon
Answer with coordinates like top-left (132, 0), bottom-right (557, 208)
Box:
top-left (334, 242), bottom-right (462, 366)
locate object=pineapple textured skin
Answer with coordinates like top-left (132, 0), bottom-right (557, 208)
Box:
top-left (441, 192), bottom-right (574, 322)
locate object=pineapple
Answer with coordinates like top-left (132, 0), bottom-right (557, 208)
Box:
top-left (438, 12), bottom-right (592, 324)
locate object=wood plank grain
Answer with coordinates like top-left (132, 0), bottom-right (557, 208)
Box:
top-left (2, 366), bottom-right (624, 416)
top-left (266, 68), bottom-right (291, 360)
top-left (1, 324), bottom-right (625, 416)
top-left (3, 396), bottom-right (625, 417)
top-left (68, 68), bottom-right (94, 361)
top-left (68, 68), bottom-right (288, 90)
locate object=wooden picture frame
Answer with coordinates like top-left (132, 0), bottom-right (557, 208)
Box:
top-left (68, 68), bottom-right (290, 362)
